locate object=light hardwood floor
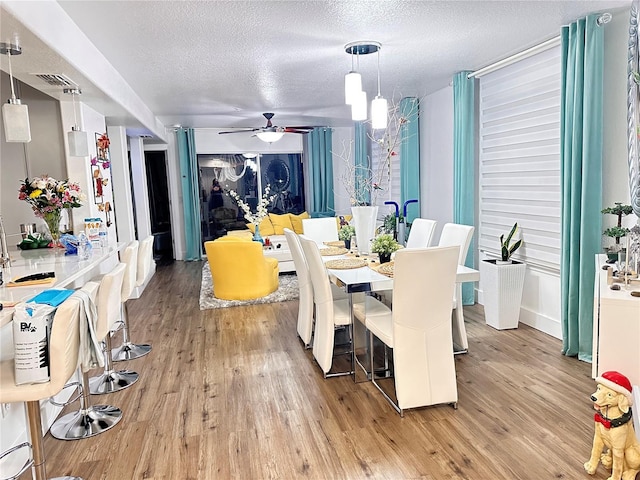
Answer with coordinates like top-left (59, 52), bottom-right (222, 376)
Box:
top-left (29, 261), bottom-right (615, 480)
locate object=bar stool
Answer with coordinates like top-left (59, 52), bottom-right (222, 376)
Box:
top-left (111, 240), bottom-right (152, 362)
top-left (0, 294), bottom-right (84, 480)
top-left (49, 283), bottom-right (123, 440)
top-left (88, 263), bottom-right (139, 395)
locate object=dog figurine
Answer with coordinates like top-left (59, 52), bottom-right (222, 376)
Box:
top-left (584, 371), bottom-right (640, 480)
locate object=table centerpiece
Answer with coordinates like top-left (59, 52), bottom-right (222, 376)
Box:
top-left (227, 184), bottom-right (275, 244)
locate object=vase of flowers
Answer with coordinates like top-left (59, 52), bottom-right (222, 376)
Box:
top-left (18, 176), bottom-right (85, 247)
top-left (227, 185), bottom-right (275, 244)
top-left (371, 233), bottom-right (401, 263)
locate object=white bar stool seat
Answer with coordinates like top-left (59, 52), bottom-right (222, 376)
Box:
top-left (0, 294), bottom-right (86, 480)
top-left (88, 263), bottom-right (139, 395)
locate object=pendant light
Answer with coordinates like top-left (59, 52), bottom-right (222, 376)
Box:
top-left (371, 46), bottom-right (388, 129)
top-left (344, 41), bottom-right (386, 126)
top-left (344, 49), bottom-right (362, 105)
top-left (64, 88), bottom-right (89, 157)
top-left (1, 42), bottom-right (31, 143)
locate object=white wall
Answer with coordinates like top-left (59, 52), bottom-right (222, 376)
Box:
top-left (420, 86), bottom-right (455, 242)
top-left (195, 129), bottom-right (302, 154)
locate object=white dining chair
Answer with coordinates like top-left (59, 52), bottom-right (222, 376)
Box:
top-left (299, 235), bottom-right (385, 377)
top-left (437, 223), bottom-right (475, 351)
top-left (406, 218), bottom-right (437, 249)
top-left (365, 246), bottom-right (460, 416)
top-left (284, 228), bottom-right (315, 348)
top-left (302, 217), bottom-right (339, 244)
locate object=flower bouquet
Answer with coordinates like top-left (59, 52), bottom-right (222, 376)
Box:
top-left (18, 176), bottom-right (85, 247)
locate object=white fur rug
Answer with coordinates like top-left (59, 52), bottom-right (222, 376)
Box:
top-left (199, 262), bottom-right (299, 310)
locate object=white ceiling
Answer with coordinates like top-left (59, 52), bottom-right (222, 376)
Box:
top-left (0, 0), bottom-right (632, 142)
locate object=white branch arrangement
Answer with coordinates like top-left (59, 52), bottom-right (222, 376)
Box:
top-left (335, 96), bottom-right (420, 206)
top-left (227, 184), bottom-right (276, 225)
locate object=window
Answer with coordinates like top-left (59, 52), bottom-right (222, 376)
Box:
top-left (478, 46), bottom-right (561, 271)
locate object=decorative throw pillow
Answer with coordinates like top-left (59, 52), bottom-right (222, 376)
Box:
top-left (269, 213), bottom-right (294, 235)
top-left (246, 217), bottom-right (276, 236)
top-left (289, 211), bottom-right (310, 234)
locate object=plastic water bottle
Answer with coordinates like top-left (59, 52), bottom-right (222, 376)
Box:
top-left (77, 231), bottom-right (91, 260)
top-left (98, 223), bottom-right (108, 247)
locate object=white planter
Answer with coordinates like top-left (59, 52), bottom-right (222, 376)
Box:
top-left (480, 259), bottom-right (526, 330)
top-left (351, 206), bottom-right (378, 254)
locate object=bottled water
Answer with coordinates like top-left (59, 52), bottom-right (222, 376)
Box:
top-left (77, 231), bottom-right (91, 260)
top-left (98, 223), bottom-right (108, 247)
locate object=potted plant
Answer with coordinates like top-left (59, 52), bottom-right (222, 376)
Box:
top-left (601, 203), bottom-right (632, 260)
top-left (480, 223), bottom-right (526, 330)
top-left (371, 233), bottom-right (401, 263)
top-left (338, 225), bottom-right (356, 250)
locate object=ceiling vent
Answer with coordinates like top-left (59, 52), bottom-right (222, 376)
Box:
top-left (32, 73), bottom-right (77, 87)
top-left (139, 134), bottom-right (153, 139)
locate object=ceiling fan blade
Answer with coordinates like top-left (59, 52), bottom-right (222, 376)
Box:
top-left (218, 128), bottom-right (259, 135)
top-left (283, 128), bottom-right (312, 134)
top-left (286, 126), bottom-right (316, 130)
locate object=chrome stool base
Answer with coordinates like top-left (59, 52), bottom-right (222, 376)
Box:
top-left (50, 405), bottom-right (122, 440)
top-left (89, 370), bottom-right (138, 395)
top-left (111, 342), bottom-right (152, 362)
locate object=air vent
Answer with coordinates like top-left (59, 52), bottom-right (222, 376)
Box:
top-left (139, 134), bottom-right (153, 139)
top-left (32, 73), bottom-right (77, 87)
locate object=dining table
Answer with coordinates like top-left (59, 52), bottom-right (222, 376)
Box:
top-left (324, 253), bottom-right (480, 383)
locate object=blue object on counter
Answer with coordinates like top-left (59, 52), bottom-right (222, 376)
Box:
top-left (28, 289), bottom-right (74, 307)
top-left (60, 233), bottom-right (78, 255)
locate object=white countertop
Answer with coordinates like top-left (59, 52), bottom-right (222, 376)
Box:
top-left (0, 242), bottom-right (124, 327)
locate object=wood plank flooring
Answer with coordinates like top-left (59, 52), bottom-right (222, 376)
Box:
top-left (29, 261), bottom-right (616, 480)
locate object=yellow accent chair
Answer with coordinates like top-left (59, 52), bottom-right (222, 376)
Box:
top-left (204, 237), bottom-right (279, 300)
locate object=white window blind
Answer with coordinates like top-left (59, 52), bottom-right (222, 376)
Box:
top-left (479, 46), bottom-right (561, 271)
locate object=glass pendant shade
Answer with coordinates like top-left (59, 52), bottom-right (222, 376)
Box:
top-left (371, 95), bottom-right (388, 129)
top-left (344, 71), bottom-right (362, 105)
top-left (2, 102), bottom-right (31, 142)
top-left (68, 127), bottom-right (89, 157)
top-left (256, 131), bottom-right (284, 143)
top-left (351, 90), bottom-right (367, 121)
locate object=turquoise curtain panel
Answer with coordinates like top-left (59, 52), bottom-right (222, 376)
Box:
top-left (400, 97), bottom-right (420, 223)
top-left (176, 128), bottom-right (202, 261)
top-left (307, 127), bottom-right (335, 215)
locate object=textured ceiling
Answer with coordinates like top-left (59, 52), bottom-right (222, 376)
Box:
top-left (0, 0), bottom-right (633, 137)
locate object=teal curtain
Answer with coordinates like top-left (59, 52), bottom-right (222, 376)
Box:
top-left (400, 97), bottom-right (420, 223)
top-left (307, 128), bottom-right (334, 215)
top-left (176, 128), bottom-right (202, 261)
top-left (453, 71), bottom-right (476, 305)
top-left (560, 15), bottom-right (604, 361)
top-left (354, 121), bottom-right (370, 205)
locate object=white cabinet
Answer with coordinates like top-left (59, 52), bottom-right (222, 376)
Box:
top-left (592, 255), bottom-right (640, 385)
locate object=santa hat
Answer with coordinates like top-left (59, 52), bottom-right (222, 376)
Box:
top-left (596, 371), bottom-right (634, 406)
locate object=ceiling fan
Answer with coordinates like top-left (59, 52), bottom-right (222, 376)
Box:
top-left (218, 113), bottom-right (314, 142)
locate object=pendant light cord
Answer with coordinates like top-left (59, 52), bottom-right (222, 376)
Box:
top-left (7, 50), bottom-right (17, 102)
top-left (72, 91), bottom-right (78, 129)
top-left (376, 49), bottom-right (381, 96)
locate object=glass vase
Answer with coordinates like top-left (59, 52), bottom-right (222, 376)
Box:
top-left (42, 209), bottom-right (63, 248)
top-left (252, 224), bottom-right (264, 244)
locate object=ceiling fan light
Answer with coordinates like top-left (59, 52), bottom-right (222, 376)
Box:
top-left (344, 71), bottom-right (362, 105)
top-left (351, 90), bottom-right (367, 121)
top-left (242, 152), bottom-right (258, 159)
top-left (2, 101), bottom-right (31, 143)
top-left (371, 95), bottom-right (388, 129)
top-left (68, 127), bottom-right (89, 157)
top-left (256, 131), bottom-right (284, 143)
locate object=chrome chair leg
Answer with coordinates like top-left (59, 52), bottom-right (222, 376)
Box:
top-left (50, 370), bottom-right (122, 440)
top-left (89, 333), bottom-right (138, 395)
top-left (111, 302), bottom-right (152, 362)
